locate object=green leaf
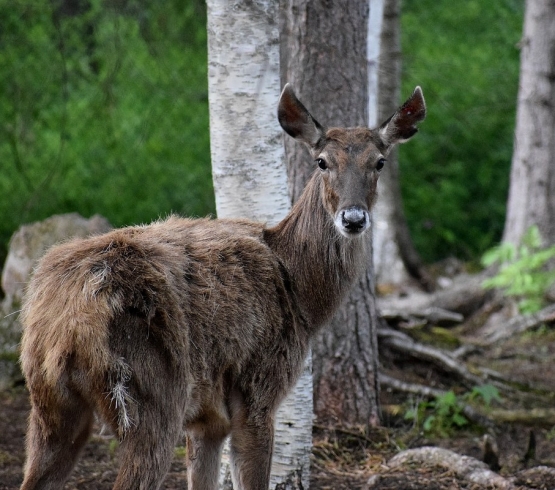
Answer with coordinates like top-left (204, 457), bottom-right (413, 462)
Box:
top-left (423, 415), bottom-right (436, 432)
top-left (404, 409), bottom-right (417, 421)
top-left (452, 413), bottom-right (469, 427)
top-left (522, 225), bottom-right (542, 248)
top-left (480, 226), bottom-right (555, 313)
top-left (470, 384), bottom-right (501, 406)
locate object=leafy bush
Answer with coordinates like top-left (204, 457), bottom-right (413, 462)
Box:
top-left (400, 0), bottom-right (523, 262)
top-left (481, 226), bottom-right (555, 313)
top-left (405, 384), bottom-right (501, 437)
top-left (0, 0), bottom-right (214, 264)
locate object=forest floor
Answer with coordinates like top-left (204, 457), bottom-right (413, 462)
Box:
top-left (2, 276), bottom-right (555, 489)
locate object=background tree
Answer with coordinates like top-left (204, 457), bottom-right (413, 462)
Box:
top-left (280, 0), bottom-right (381, 427)
top-left (206, 0), bottom-right (310, 488)
top-left (502, 0), bottom-right (555, 246)
top-left (369, 0), bottom-right (431, 290)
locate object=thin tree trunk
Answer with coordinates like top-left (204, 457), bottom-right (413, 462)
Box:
top-left (370, 0), bottom-right (406, 287)
top-left (280, 0), bottom-right (381, 428)
top-left (206, 1), bottom-right (311, 488)
top-left (371, 0), bottom-right (432, 290)
top-left (502, 0), bottom-right (555, 246)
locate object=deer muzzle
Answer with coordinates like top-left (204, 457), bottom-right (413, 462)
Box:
top-left (335, 206), bottom-right (370, 237)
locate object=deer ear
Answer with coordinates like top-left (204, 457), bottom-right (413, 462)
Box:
top-left (378, 86), bottom-right (426, 146)
top-left (278, 84), bottom-right (325, 147)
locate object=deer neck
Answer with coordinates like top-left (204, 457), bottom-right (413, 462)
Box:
top-left (264, 172), bottom-right (370, 332)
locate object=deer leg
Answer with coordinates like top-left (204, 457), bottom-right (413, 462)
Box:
top-left (20, 394), bottom-right (94, 490)
top-left (186, 422), bottom-right (229, 490)
top-left (228, 394), bottom-right (275, 490)
top-left (229, 422), bottom-right (274, 490)
top-left (112, 400), bottom-right (185, 490)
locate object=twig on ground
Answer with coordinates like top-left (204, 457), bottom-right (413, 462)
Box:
top-left (378, 326), bottom-right (485, 387)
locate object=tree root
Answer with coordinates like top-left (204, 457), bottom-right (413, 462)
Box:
top-left (385, 446), bottom-right (513, 489)
top-left (378, 271), bottom-right (493, 319)
top-left (479, 303), bottom-right (555, 345)
top-left (487, 408), bottom-right (555, 427)
top-left (379, 305), bottom-right (463, 327)
top-left (378, 326), bottom-right (485, 387)
top-left (377, 271), bottom-right (555, 438)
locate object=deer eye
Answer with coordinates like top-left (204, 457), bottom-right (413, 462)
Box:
top-left (376, 158), bottom-right (386, 171)
top-left (316, 158), bottom-right (327, 170)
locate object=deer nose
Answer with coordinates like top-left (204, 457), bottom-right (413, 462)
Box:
top-left (340, 207), bottom-right (368, 233)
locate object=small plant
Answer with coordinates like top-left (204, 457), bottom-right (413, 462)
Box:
top-left (108, 439), bottom-right (119, 459)
top-left (481, 226), bottom-right (555, 314)
top-left (404, 391), bottom-right (467, 437)
top-left (174, 446), bottom-right (187, 459)
top-left (467, 384), bottom-right (501, 407)
top-left (404, 384), bottom-right (501, 437)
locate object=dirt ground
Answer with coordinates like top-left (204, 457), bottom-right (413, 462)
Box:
top-left (2, 386), bottom-right (555, 488)
top-left (2, 315), bottom-right (555, 489)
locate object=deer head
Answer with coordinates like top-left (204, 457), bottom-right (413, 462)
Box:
top-left (278, 84), bottom-right (426, 238)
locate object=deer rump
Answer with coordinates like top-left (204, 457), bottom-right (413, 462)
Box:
top-left (21, 216), bottom-right (307, 442)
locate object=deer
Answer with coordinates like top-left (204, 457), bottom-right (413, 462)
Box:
top-left (19, 83), bottom-right (425, 490)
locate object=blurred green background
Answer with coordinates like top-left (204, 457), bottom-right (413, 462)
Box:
top-left (0, 0), bottom-right (523, 266)
top-left (401, 0), bottom-right (522, 261)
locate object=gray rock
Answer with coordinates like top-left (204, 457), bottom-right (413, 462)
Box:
top-left (0, 213), bottom-right (111, 390)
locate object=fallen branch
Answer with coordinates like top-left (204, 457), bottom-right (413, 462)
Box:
top-left (488, 408), bottom-right (555, 427)
top-left (378, 271), bottom-right (493, 319)
top-left (380, 373), bottom-right (443, 399)
top-left (451, 343), bottom-right (480, 359)
top-left (378, 326), bottom-right (484, 387)
top-left (386, 446), bottom-right (513, 489)
top-left (380, 306), bottom-right (463, 327)
top-left (481, 303), bottom-right (555, 345)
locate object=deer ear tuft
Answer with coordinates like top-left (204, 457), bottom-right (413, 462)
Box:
top-left (278, 84), bottom-right (325, 147)
top-left (379, 86), bottom-right (426, 146)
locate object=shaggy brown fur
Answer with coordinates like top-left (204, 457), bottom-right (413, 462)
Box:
top-left (19, 84), bottom-right (425, 490)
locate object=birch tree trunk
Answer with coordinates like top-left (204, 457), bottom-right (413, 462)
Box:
top-left (370, 0), bottom-right (431, 290)
top-left (280, 0), bottom-right (381, 428)
top-left (206, 1), bottom-right (311, 488)
top-left (368, 0), bottom-right (406, 289)
top-left (502, 0), bottom-right (555, 246)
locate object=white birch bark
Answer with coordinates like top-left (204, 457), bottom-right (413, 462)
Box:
top-left (368, 0), bottom-right (409, 287)
top-left (206, 0), bottom-right (312, 488)
top-left (367, 0), bottom-right (384, 129)
top-left (502, 0), bottom-right (555, 246)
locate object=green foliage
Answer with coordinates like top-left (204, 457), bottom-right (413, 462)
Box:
top-left (0, 0), bottom-right (527, 268)
top-left (467, 384), bottom-right (502, 407)
top-left (404, 384), bottom-right (501, 437)
top-left (400, 0), bottom-right (524, 262)
top-left (481, 226), bottom-right (555, 313)
top-left (174, 445), bottom-right (187, 458)
top-left (0, 0), bottom-right (214, 264)
top-left (108, 438), bottom-right (119, 458)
